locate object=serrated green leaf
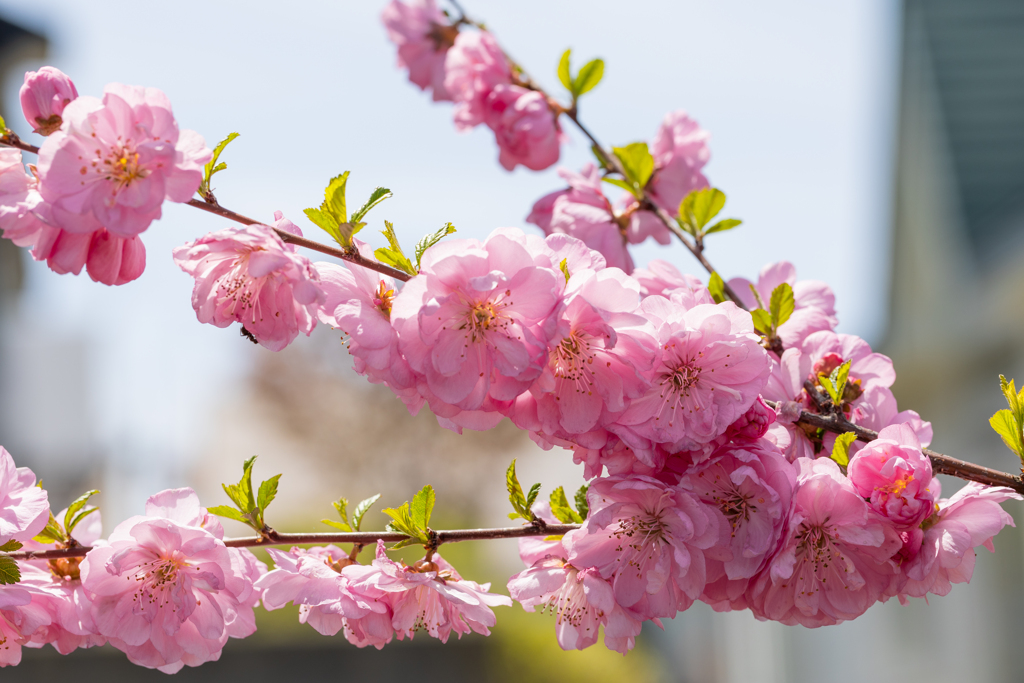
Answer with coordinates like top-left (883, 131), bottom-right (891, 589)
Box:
top-left (207, 505), bottom-right (249, 525)
top-left (201, 132), bottom-right (240, 194)
top-left (375, 221), bottom-right (416, 275)
top-left (390, 538), bottom-right (419, 550)
top-left (323, 172), bottom-right (349, 224)
top-left (0, 540), bottom-right (22, 552)
top-left (998, 375), bottom-right (1024, 430)
top-left (574, 58), bottom-right (604, 96)
top-left (322, 519), bottom-right (353, 532)
top-left (574, 484), bottom-right (589, 520)
top-left (32, 513), bottom-right (64, 545)
top-left (0, 556), bottom-right (20, 585)
top-left (704, 218), bottom-right (742, 235)
top-left (543, 534), bottom-right (565, 542)
top-left (382, 503), bottom-right (425, 543)
top-left (414, 222), bottom-right (457, 270)
top-left (257, 474), bottom-right (281, 515)
top-left (333, 497), bottom-right (350, 526)
top-left (67, 507), bottom-right (99, 538)
top-left (240, 456), bottom-right (257, 509)
top-left (830, 432), bottom-right (858, 467)
top-left (612, 142), bottom-right (655, 191)
top-left (833, 360), bottom-right (851, 403)
top-left (525, 483), bottom-right (541, 511)
top-left (506, 459), bottom-right (527, 518)
top-left (411, 485), bottom-right (435, 531)
top-left (601, 176), bottom-right (640, 198)
top-left (221, 483), bottom-right (246, 512)
top-left (557, 49), bottom-right (572, 92)
top-left (64, 489), bottom-right (99, 535)
top-left (769, 283), bottom-right (795, 330)
top-left (751, 309), bottom-right (772, 336)
top-left (352, 494), bottom-right (381, 531)
top-left (990, 409), bottom-right (1024, 458)
top-left (559, 258), bottom-right (571, 283)
top-left (350, 187), bottom-right (393, 224)
top-left (303, 207), bottom-right (336, 233)
top-left (708, 272), bottom-right (727, 304)
top-left (211, 162), bottom-right (227, 174)
top-left (549, 487), bottom-right (583, 524)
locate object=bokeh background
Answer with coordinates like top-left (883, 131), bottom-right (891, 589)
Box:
top-left (1, 0), bottom-right (1023, 680)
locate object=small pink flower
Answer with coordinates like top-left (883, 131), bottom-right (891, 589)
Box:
top-left (648, 110), bottom-right (711, 215)
top-left (729, 262), bottom-right (838, 351)
top-left (443, 30), bottom-right (512, 130)
top-left (255, 546), bottom-right (390, 641)
top-left (633, 260), bottom-right (709, 300)
top-left (79, 488), bottom-right (265, 674)
top-left (847, 423), bottom-right (937, 528)
top-left (382, 0), bottom-right (455, 101)
top-left (899, 482), bottom-right (1021, 600)
top-left (565, 476), bottom-right (720, 619)
top-left (745, 457), bottom-right (901, 627)
top-left (614, 299), bottom-right (771, 455)
top-left (391, 228), bottom-right (559, 424)
top-left (345, 541), bottom-right (511, 643)
top-left (20, 66), bottom-right (78, 136)
top-left (173, 221), bottom-right (326, 351)
top-left (0, 446), bottom-right (49, 547)
top-left (36, 83), bottom-right (211, 237)
top-left (31, 224), bottom-right (146, 287)
top-left (527, 164), bottom-right (633, 272)
top-left (507, 557), bottom-right (641, 654)
top-left (482, 85), bottom-right (561, 171)
top-left (0, 583), bottom-right (53, 667)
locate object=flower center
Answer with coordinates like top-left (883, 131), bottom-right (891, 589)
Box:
top-left (101, 143), bottom-right (149, 190)
top-left (217, 250), bottom-right (270, 323)
top-left (374, 280), bottom-right (395, 318)
top-left (794, 519), bottom-right (844, 578)
top-left (552, 331), bottom-right (595, 394)
top-left (132, 556), bottom-right (188, 610)
top-left (458, 292), bottom-right (512, 342)
top-left (654, 350), bottom-right (705, 427)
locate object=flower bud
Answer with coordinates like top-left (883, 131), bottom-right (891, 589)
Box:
top-left (19, 66), bottom-right (78, 135)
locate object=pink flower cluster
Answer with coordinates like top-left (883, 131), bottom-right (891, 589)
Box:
top-left (1, 67), bottom-right (210, 287)
top-left (383, 1), bottom-right (562, 171)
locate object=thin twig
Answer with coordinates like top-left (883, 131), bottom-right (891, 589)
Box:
top-left (5, 523), bottom-right (580, 561)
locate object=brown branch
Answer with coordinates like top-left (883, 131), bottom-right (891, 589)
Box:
top-left (0, 134), bottom-right (39, 154)
top-left (763, 399), bottom-right (1024, 494)
top-left (5, 523), bottom-right (580, 561)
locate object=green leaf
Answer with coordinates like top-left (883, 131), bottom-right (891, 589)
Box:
top-left (689, 188), bottom-right (726, 229)
top-left (704, 218), bottom-right (742, 235)
top-left (64, 489), bottom-right (99, 535)
top-left (382, 500), bottom-right (426, 544)
top-left (410, 485), bottom-right (435, 531)
top-left (32, 513), bottom-right (64, 545)
top-left (303, 207), bottom-right (336, 233)
top-left (414, 222), bottom-right (457, 270)
top-left (257, 474), bottom-right (281, 515)
top-left (998, 375), bottom-right (1024, 432)
top-left (350, 187), bottom-right (393, 224)
top-left (612, 142), bottom-right (655, 192)
top-left (751, 309), bottom-right (773, 336)
top-left (769, 283), bottom-right (795, 330)
top-left (557, 49), bottom-right (572, 91)
top-left (525, 483), bottom-right (542, 511)
top-left (559, 258), bottom-right (571, 283)
top-left (389, 537), bottom-right (419, 550)
top-left (574, 58), bottom-right (604, 96)
top-left (990, 409), bottom-right (1024, 458)
top-left (830, 432), bottom-right (858, 468)
top-left (818, 360), bottom-right (851, 406)
top-left (223, 456), bottom-right (258, 516)
top-left (574, 484), bottom-right (589, 520)
top-left (549, 487), bottom-right (583, 524)
top-left (0, 540), bottom-right (22, 552)
top-left (0, 114), bottom-right (7, 132)
top-left (375, 221), bottom-right (416, 275)
top-left (67, 507), bottom-right (99, 538)
top-left (601, 176), bottom-right (640, 198)
top-left (0, 556), bottom-right (20, 585)
top-left (201, 132), bottom-right (240, 194)
top-left (206, 505), bottom-right (249, 525)
top-left (323, 172), bottom-right (349, 224)
top-left (352, 494), bottom-right (381, 531)
top-left (321, 519), bottom-right (352, 532)
top-left (708, 272), bottom-right (727, 304)
top-left (333, 497), bottom-right (350, 527)
top-left (506, 459), bottom-right (527, 519)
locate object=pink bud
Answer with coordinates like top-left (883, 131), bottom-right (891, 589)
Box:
top-left (19, 66), bottom-right (78, 136)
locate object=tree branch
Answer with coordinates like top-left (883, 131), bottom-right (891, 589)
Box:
top-left (5, 523), bottom-right (580, 561)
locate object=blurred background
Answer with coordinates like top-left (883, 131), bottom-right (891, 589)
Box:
top-left (0, 0), bottom-right (1023, 680)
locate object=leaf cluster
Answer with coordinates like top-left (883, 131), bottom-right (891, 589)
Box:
top-left (557, 49), bottom-right (604, 102)
top-left (548, 485), bottom-right (589, 524)
top-left (818, 359), bottom-right (852, 407)
top-left (197, 132), bottom-right (240, 200)
top-left (506, 459), bottom-right (541, 522)
top-left (606, 142), bottom-right (654, 199)
top-left (322, 493), bottom-right (381, 533)
top-left (991, 375), bottom-right (1024, 462)
top-left (678, 188), bottom-right (742, 239)
top-left (383, 485), bottom-right (436, 549)
top-left (207, 456), bottom-right (281, 534)
top-left (749, 282), bottom-right (795, 341)
top-left (374, 221), bottom-right (456, 276)
top-left (33, 489), bottom-right (101, 547)
top-left (304, 173), bottom-right (392, 250)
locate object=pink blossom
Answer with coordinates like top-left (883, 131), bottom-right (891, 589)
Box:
top-left (565, 476), bottom-right (720, 619)
top-left (0, 583), bottom-right (53, 666)
top-left (507, 557), bottom-right (641, 654)
top-left (746, 457), bottom-right (901, 627)
top-left (729, 262), bottom-right (838, 350)
top-left (444, 30), bottom-right (512, 130)
top-left (633, 260), bottom-right (709, 301)
top-left (255, 546), bottom-right (390, 643)
top-left (20, 66), bottom-right (78, 136)
top-left (345, 541), bottom-right (511, 643)
top-left (847, 423), bottom-right (937, 528)
top-left (0, 447), bottom-right (49, 546)
top-left (79, 488), bottom-right (265, 673)
top-left (36, 83), bottom-right (210, 237)
top-left (0, 149), bottom-right (47, 248)
top-left (517, 503), bottom-right (567, 566)
top-left (482, 85), bottom-right (561, 171)
top-left (382, 0), bottom-right (455, 101)
top-left (391, 228), bottom-right (559, 426)
top-left (899, 482), bottom-right (1021, 600)
top-left (527, 164), bottom-right (632, 272)
top-left (614, 299), bottom-right (771, 454)
top-left (316, 240), bottom-right (423, 415)
top-left (679, 439), bottom-right (796, 611)
top-left (173, 221), bottom-right (326, 351)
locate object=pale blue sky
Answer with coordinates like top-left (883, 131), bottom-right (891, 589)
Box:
top-left (0, 0), bottom-right (902, 509)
